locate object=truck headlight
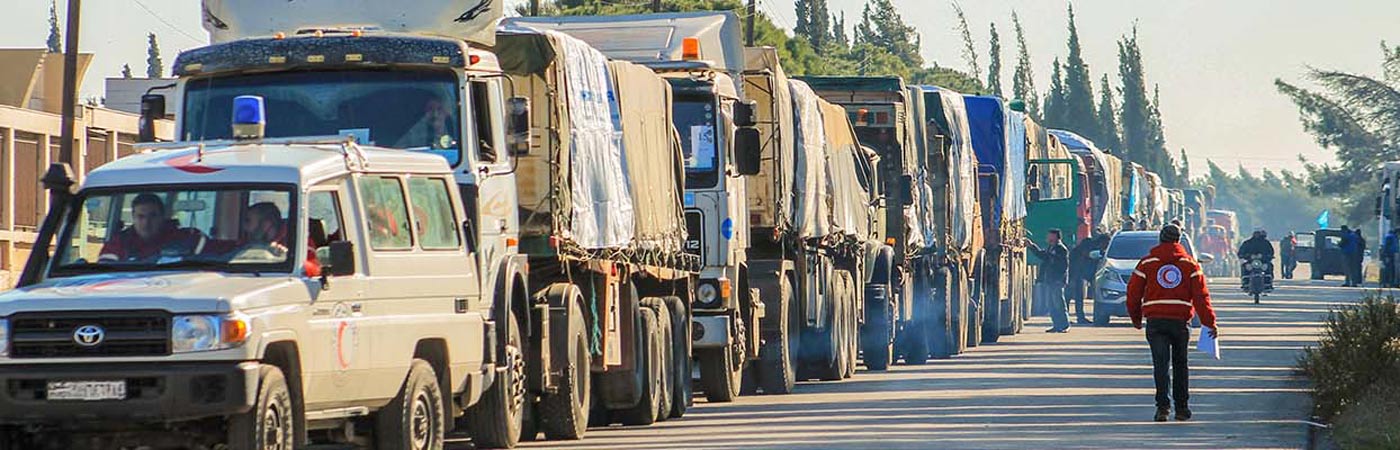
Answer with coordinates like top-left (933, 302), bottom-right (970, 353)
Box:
top-left (696, 283), bottom-right (720, 308)
top-left (173, 314), bottom-right (249, 353)
top-left (0, 319), bottom-right (9, 357)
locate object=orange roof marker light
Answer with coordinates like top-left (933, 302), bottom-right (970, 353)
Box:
top-left (681, 37), bottom-right (702, 61)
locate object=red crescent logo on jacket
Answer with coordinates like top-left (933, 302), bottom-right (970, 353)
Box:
top-left (1157, 265), bottom-right (1183, 289)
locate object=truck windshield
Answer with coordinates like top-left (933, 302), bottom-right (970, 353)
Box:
top-left (674, 96), bottom-right (720, 189)
top-left (182, 69), bottom-right (463, 166)
top-left (52, 187), bottom-right (299, 275)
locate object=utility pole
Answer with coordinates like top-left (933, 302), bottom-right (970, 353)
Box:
top-left (58, 0), bottom-right (81, 166)
top-left (652, 0), bottom-right (661, 12)
top-left (530, 0), bottom-right (539, 16)
top-left (746, 0), bottom-right (756, 46)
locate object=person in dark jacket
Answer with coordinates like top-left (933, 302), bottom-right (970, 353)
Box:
top-left (1127, 224), bottom-right (1218, 422)
top-left (1027, 229), bottom-right (1071, 333)
top-left (1279, 232), bottom-right (1297, 280)
top-left (1340, 226), bottom-right (1359, 286)
top-left (1067, 228), bottom-right (1108, 324)
top-left (1236, 230), bottom-right (1275, 289)
top-left (1382, 229), bottom-right (1399, 287)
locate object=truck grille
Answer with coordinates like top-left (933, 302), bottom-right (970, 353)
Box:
top-left (9, 311), bottom-right (171, 358)
top-left (685, 210), bottom-right (704, 265)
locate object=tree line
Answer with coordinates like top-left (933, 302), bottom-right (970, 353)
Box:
top-left (47, 0), bottom-right (163, 79)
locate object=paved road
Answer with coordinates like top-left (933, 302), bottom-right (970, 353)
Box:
top-left (504, 276), bottom-right (1359, 450)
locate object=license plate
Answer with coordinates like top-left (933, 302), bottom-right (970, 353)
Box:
top-left (46, 380), bottom-right (126, 401)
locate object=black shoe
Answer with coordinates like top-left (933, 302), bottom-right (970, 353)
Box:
top-left (1154, 407), bottom-right (1169, 422)
top-left (1175, 408), bottom-right (1192, 421)
top-left (1077, 317), bottom-right (1091, 325)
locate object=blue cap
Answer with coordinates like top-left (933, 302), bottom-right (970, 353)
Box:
top-left (232, 95), bottom-right (266, 125)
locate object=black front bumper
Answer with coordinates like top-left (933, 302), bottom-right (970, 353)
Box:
top-left (0, 361), bottom-right (258, 426)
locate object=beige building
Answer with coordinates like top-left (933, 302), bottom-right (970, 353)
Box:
top-left (0, 49), bottom-right (173, 286)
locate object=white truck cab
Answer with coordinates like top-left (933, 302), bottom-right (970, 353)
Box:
top-left (0, 134), bottom-right (505, 449)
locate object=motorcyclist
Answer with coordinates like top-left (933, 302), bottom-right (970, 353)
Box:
top-left (1236, 229), bottom-right (1275, 290)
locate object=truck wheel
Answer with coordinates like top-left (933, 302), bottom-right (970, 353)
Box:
top-left (966, 269), bottom-right (984, 349)
top-left (697, 328), bottom-right (743, 403)
top-left (929, 267), bottom-right (954, 359)
top-left (374, 360), bottom-right (445, 450)
top-left (812, 271), bottom-right (848, 381)
top-left (951, 269), bottom-right (970, 354)
top-left (757, 276), bottom-right (798, 394)
top-left (861, 284), bottom-right (894, 371)
top-left (662, 296), bottom-right (691, 418)
top-left (983, 269), bottom-right (1004, 343)
top-left (227, 365), bottom-right (296, 450)
top-left (461, 311), bottom-right (526, 449)
top-left (538, 298), bottom-right (590, 440)
top-left (841, 272), bottom-right (858, 378)
top-left (641, 298), bottom-right (674, 422)
top-left (615, 307), bottom-right (662, 426)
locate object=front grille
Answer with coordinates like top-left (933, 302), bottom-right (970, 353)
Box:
top-left (684, 210), bottom-right (704, 265)
top-left (10, 311), bottom-right (171, 358)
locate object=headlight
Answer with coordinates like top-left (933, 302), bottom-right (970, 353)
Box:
top-left (696, 283), bottom-right (720, 308)
top-left (0, 319), bottom-right (9, 357)
top-left (1251, 261), bottom-right (1264, 269)
top-left (172, 314), bottom-right (249, 353)
top-left (1102, 288), bottom-right (1126, 298)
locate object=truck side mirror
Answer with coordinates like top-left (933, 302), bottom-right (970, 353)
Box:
top-left (1029, 187), bottom-right (1042, 202)
top-left (325, 241), bottom-right (356, 277)
top-left (138, 94), bottom-right (166, 143)
top-left (507, 97), bottom-right (532, 156)
top-left (899, 174), bottom-right (915, 205)
top-left (734, 127), bottom-right (761, 176)
top-left (733, 100), bottom-right (758, 128)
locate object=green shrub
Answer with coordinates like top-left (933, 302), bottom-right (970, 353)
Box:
top-left (1332, 382), bottom-right (1400, 450)
top-left (1298, 295), bottom-right (1400, 420)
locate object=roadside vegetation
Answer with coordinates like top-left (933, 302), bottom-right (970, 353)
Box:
top-left (1299, 294), bottom-right (1400, 449)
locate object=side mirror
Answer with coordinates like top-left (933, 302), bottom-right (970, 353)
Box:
top-left (1198, 253), bottom-right (1216, 264)
top-left (325, 241), bottom-right (356, 277)
top-left (733, 100), bottom-right (758, 128)
top-left (899, 174), bottom-right (915, 205)
top-left (734, 128), bottom-right (762, 176)
top-left (138, 94), bottom-right (166, 143)
top-left (506, 97), bottom-right (532, 156)
top-left (1029, 187), bottom-right (1042, 203)
top-left (1089, 250), bottom-right (1103, 260)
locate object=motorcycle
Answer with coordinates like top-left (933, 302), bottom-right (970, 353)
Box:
top-left (1243, 254), bottom-right (1272, 304)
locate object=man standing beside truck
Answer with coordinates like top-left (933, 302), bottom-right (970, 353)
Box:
top-left (1027, 229), bottom-right (1071, 333)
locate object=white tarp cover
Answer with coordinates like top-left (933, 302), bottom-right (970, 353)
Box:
top-left (1005, 111), bottom-right (1029, 222)
top-left (609, 60), bottom-right (685, 253)
top-left (506, 12), bottom-right (745, 76)
top-left (202, 0), bottom-right (502, 45)
top-left (1101, 153), bottom-right (1124, 229)
top-left (822, 100), bottom-right (870, 239)
top-left (790, 80), bottom-right (832, 239)
top-left (558, 33), bottom-right (634, 249)
top-left (933, 88), bottom-right (979, 251)
top-left (904, 86), bottom-right (936, 253)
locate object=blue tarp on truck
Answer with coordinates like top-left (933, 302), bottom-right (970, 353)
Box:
top-left (965, 96), bottom-right (1026, 225)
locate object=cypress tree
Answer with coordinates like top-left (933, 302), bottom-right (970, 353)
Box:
top-left (987, 23), bottom-right (1003, 98)
top-left (47, 0), bottom-right (62, 53)
top-left (146, 33), bottom-right (164, 78)
top-left (1096, 74), bottom-right (1122, 152)
top-left (1011, 12), bottom-right (1039, 118)
top-left (1060, 4), bottom-right (1099, 142)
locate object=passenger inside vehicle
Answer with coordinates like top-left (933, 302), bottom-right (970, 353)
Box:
top-left (97, 193), bottom-right (202, 262)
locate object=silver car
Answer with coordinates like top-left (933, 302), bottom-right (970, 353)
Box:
top-left (1091, 231), bottom-right (1195, 325)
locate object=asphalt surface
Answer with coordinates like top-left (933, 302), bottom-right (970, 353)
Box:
top-left (499, 273), bottom-right (1361, 450)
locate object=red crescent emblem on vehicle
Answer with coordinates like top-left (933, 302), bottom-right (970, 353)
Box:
top-left (336, 321), bottom-right (352, 370)
top-left (163, 153), bottom-right (224, 174)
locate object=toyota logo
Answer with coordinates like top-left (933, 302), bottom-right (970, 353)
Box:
top-left (73, 325), bottom-right (105, 347)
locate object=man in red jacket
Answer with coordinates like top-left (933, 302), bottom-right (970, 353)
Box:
top-left (1127, 224), bottom-right (1219, 422)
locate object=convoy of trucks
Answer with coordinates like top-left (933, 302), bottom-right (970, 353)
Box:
top-left (0, 3), bottom-right (1211, 449)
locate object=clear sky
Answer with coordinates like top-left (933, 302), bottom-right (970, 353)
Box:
top-left (5, 0), bottom-right (1397, 176)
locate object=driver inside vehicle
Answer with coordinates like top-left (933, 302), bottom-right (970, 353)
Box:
top-left (205, 202), bottom-right (323, 276)
top-left (395, 95), bottom-right (457, 150)
top-left (97, 193), bottom-right (203, 262)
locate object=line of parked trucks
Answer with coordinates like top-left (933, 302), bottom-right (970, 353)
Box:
top-left (0, 2), bottom-right (1220, 449)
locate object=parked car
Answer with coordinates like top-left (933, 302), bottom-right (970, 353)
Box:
top-left (1311, 228), bottom-right (1349, 280)
top-left (1295, 231), bottom-right (1315, 264)
top-left (1091, 231), bottom-right (1195, 325)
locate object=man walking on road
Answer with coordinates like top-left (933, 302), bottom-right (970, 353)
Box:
top-left (1127, 224), bottom-right (1218, 422)
top-left (1280, 232), bottom-right (1297, 280)
top-left (1340, 226), bottom-right (1359, 287)
top-left (1027, 229), bottom-right (1071, 333)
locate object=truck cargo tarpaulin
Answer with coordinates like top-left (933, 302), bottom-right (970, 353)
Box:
top-left (743, 47), bottom-right (797, 231)
top-left (497, 28), bottom-right (635, 250)
top-left (925, 87), bottom-right (980, 252)
top-left (822, 100), bottom-right (872, 240)
top-left (507, 12), bottom-right (745, 78)
top-left (609, 60), bottom-right (687, 253)
top-left (1004, 111), bottom-right (1029, 222)
top-left (202, 0), bottom-right (502, 45)
top-left (790, 80), bottom-right (832, 239)
top-left (966, 96), bottom-right (1026, 224)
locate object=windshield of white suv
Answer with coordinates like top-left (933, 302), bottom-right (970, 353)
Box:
top-left (1106, 233), bottom-right (1194, 260)
top-left (181, 69), bottom-right (463, 165)
top-left (53, 187), bottom-right (298, 274)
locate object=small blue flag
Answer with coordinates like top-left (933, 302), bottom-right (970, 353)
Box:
top-left (1317, 210), bottom-right (1330, 229)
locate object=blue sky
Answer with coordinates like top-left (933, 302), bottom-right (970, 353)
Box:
top-left (4, 0), bottom-right (1398, 176)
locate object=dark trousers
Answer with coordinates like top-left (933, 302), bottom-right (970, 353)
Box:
top-left (1146, 319), bottom-right (1190, 409)
top-left (1067, 276), bottom-right (1088, 320)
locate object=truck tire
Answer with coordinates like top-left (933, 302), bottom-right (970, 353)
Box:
top-left (227, 365), bottom-right (296, 450)
top-left (966, 266), bottom-right (984, 349)
top-left (861, 283), bottom-right (894, 371)
top-left (662, 296), bottom-right (691, 418)
top-left (615, 307), bottom-right (662, 426)
top-left (375, 360), bottom-right (445, 450)
top-left (697, 342), bottom-right (742, 402)
top-left (951, 268), bottom-right (970, 354)
top-left (462, 311), bottom-right (526, 449)
top-left (983, 266), bottom-right (1003, 343)
top-left (841, 272), bottom-right (858, 378)
top-left (538, 296), bottom-right (590, 440)
top-left (811, 271), bottom-right (849, 381)
top-left (930, 266), bottom-right (954, 359)
top-left (757, 276), bottom-right (798, 394)
top-left (641, 298), bottom-right (674, 422)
